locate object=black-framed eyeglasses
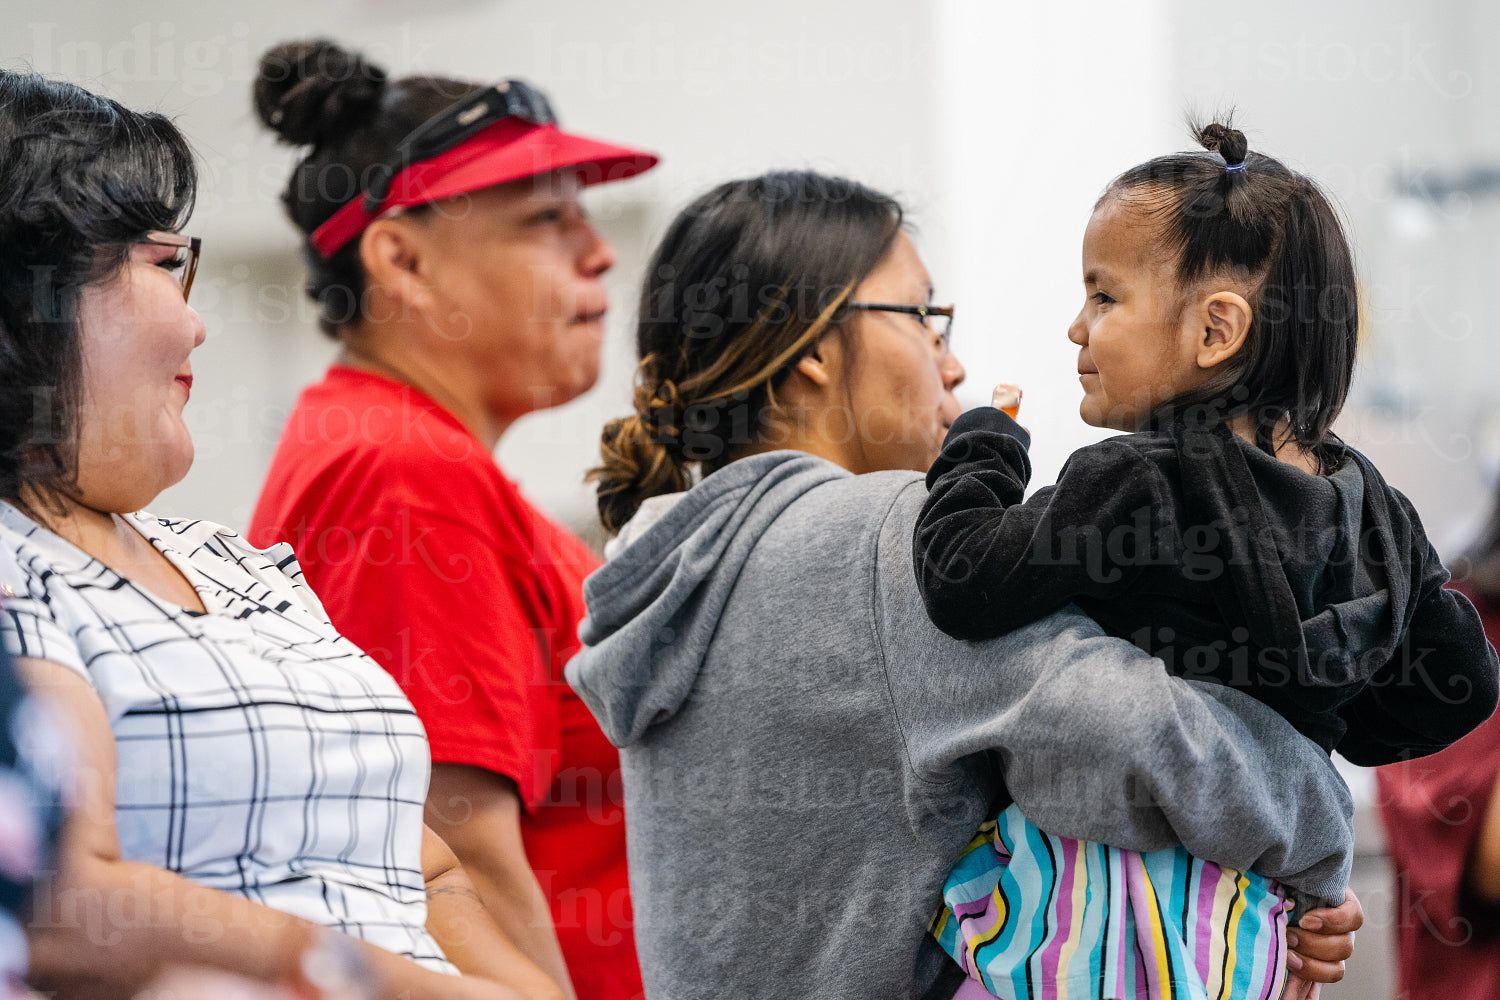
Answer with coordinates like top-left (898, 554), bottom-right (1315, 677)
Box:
top-left (362, 79), bottom-right (558, 213)
top-left (138, 231), bottom-right (202, 303)
top-left (847, 301), bottom-right (955, 352)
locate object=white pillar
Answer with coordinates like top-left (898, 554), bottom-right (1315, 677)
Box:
top-left (930, 0), bottom-right (1178, 486)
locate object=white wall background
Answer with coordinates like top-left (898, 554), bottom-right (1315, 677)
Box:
top-left (933, 0), bottom-right (1179, 487)
top-left (13, 2), bottom-right (1500, 995)
top-left (1169, 0), bottom-right (1500, 558)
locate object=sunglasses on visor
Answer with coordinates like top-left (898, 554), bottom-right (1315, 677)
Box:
top-left (361, 79), bottom-right (558, 214)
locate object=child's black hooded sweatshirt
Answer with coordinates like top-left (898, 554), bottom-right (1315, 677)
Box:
top-left (915, 406), bottom-right (1499, 764)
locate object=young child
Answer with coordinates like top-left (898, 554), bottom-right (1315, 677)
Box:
top-left (916, 122), bottom-right (1500, 999)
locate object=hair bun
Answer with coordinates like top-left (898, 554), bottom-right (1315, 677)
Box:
top-left (254, 39), bottom-right (387, 146)
top-left (1197, 120), bottom-right (1249, 168)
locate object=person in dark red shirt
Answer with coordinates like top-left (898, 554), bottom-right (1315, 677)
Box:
top-left (247, 39), bottom-right (658, 1000)
top-left (1378, 492), bottom-right (1500, 1000)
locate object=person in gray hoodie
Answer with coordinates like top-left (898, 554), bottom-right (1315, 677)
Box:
top-left (567, 171), bottom-right (1362, 1000)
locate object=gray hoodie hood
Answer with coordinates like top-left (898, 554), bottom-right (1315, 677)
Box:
top-left (568, 451), bottom-right (846, 747)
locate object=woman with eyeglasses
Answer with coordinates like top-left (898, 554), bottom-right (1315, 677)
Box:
top-left (566, 170), bottom-right (1364, 999)
top-left (246, 40), bottom-right (657, 1000)
top-left (0, 70), bottom-right (563, 1000)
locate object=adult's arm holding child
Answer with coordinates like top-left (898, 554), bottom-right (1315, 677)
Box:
top-left (889, 480), bottom-right (1353, 905)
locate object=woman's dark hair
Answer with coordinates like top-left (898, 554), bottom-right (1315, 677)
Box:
top-left (589, 170), bottom-right (904, 533)
top-left (253, 39), bottom-right (482, 337)
top-left (1105, 118), bottom-right (1358, 471)
top-left (0, 71), bottom-right (196, 512)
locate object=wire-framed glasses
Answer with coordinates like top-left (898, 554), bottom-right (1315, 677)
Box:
top-left (847, 301), bottom-right (955, 352)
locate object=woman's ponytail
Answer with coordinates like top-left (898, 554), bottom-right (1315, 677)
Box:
top-left (591, 371), bottom-right (693, 534)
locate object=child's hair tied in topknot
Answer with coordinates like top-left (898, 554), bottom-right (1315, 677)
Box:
top-left (1195, 119), bottom-right (1249, 172)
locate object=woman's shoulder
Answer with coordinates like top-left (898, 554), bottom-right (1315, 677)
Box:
top-left (799, 469), bottom-right (934, 595)
top-left (591, 455), bottom-right (909, 609)
top-left (263, 368), bottom-right (501, 521)
top-left (0, 503), bottom-right (91, 583)
top-left (749, 465), bottom-right (927, 562)
top-left (0, 514), bottom-right (35, 605)
top-left (286, 366), bottom-right (496, 472)
top-left (0, 503), bottom-right (43, 554)
top-left (800, 467), bottom-right (926, 522)
top-left (0, 506), bottom-right (91, 675)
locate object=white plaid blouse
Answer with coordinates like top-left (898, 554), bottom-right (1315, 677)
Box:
top-left (0, 503), bottom-right (456, 973)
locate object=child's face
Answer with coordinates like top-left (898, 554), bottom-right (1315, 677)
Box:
top-left (1067, 198), bottom-right (1212, 431)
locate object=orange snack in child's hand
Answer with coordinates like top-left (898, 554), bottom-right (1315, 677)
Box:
top-left (992, 383), bottom-right (1023, 419)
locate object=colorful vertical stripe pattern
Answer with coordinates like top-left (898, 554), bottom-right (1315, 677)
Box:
top-left (931, 804), bottom-right (1290, 1000)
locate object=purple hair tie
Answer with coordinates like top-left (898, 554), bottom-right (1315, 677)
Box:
top-left (1225, 162), bottom-right (1247, 174)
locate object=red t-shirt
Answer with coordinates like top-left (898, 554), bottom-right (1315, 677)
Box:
top-left (249, 366), bottom-right (640, 999)
top-left (1375, 584), bottom-right (1500, 1000)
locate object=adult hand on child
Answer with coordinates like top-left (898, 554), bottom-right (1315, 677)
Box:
top-left (1283, 887), bottom-right (1362, 998)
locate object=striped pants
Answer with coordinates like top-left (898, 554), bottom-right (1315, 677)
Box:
top-left (932, 804), bottom-right (1290, 1000)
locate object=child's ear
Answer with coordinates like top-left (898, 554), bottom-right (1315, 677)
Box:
top-left (1197, 291), bottom-right (1253, 369)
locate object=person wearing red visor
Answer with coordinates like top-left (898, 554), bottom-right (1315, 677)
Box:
top-left (248, 40), bottom-right (658, 1000)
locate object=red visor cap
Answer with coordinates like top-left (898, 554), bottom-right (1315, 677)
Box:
top-left (310, 117), bottom-right (660, 257)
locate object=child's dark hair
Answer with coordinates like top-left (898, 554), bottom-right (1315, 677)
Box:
top-left (0, 70), bottom-right (197, 513)
top-left (1105, 118), bottom-right (1357, 471)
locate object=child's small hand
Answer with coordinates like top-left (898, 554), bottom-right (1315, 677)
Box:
top-left (991, 383), bottom-right (1023, 419)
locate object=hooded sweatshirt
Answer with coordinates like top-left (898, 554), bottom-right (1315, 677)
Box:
top-left (566, 450), bottom-right (1355, 1000)
top-left (916, 409), bottom-right (1500, 763)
